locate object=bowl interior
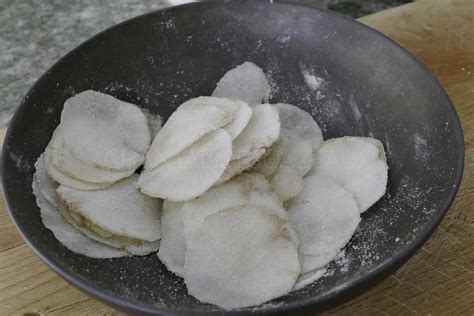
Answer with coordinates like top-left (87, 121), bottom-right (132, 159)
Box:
top-left (2, 1), bottom-right (463, 314)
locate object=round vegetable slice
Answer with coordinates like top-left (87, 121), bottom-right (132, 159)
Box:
top-left (309, 136), bottom-right (388, 212)
top-left (145, 97), bottom-right (235, 169)
top-left (231, 104), bottom-right (280, 161)
top-left (34, 153), bottom-right (59, 207)
top-left (57, 174), bottom-right (161, 242)
top-left (274, 103), bottom-right (323, 152)
top-left (271, 164), bottom-right (304, 202)
top-left (139, 129), bottom-right (232, 201)
top-left (288, 176), bottom-right (360, 259)
top-left (281, 129), bottom-right (313, 177)
top-left (60, 90), bottom-right (149, 171)
top-left (212, 61), bottom-right (270, 105)
top-left (184, 206), bottom-right (300, 310)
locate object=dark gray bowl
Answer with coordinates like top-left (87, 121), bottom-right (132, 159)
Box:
top-left (2, 1), bottom-right (464, 314)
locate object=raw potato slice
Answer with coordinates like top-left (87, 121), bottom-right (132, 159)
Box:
top-left (293, 268), bottom-right (327, 291)
top-left (274, 103), bottom-right (323, 151)
top-left (32, 178), bottom-right (128, 258)
top-left (310, 137), bottom-right (388, 212)
top-left (282, 129), bottom-right (313, 177)
top-left (231, 104), bottom-right (280, 161)
top-left (57, 175), bottom-right (161, 242)
top-left (183, 173), bottom-right (287, 244)
top-left (45, 133), bottom-right (112, 190)
top-left (34, 153), bottom-right (59, 207)
top-left (157, 201), bottom-right (187, 277)
top-left (58, 134), bottom-right (135, 183)
top-left (271, 164), bottom-right (304, 202)
top-left (251, 132), bottom-right (288, 178)
top-left (60, 90), bottom-right (149, 171)
top-left (185, 206), bottom-right (300, 310)
top-left (223, 101), bottom-right (252, 139)
top-left (145, 97), bottom-right (235, 169)
top-left (212, 61), bottom-right (270, 105)
top-left (288, 176), bottom-right (360, 259)
top-left (217, 147), bottom-right (266, 184)
top-left (139, 129), bottom-right (232, 201)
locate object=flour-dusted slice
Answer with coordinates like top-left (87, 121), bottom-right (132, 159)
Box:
top-left (57, 174), bottom-right (161, 243)
top-left (223, 100), bottom-right (252, 139)
top-left (271, 164), bottom-right (304, 202)
top-left (288, 176), bottom-right (360, 261)
top-left (300, 251), bottom-right (339, 274)
top-left (157, 201), bottom-right (187, 277)
top-left (142, 108), bottom-right (163, 138)
top-left (34, 153), bottom-right (59, 207)
top-left (45, 130), bottom-right (112, 190)
top-left (251, 132), bottom-right (288, 178)
top-left (139, 129), bottom-right (232, 201)
top-left (145, 97), bottom-right (235, 169)
top-left (232, 104), bottom-right (280, 161)
top-left (60, 90), bottom-right (150, 171)
top-left (282, 129), bottom-right (313, 177)
top-left (212, 62), bottom-right (270, 105)
top-left (183, 173), bottom-right (287, 245)
top-left (184, 206), bottom-right (300, 310)
top-left (274, 103), bottom-right (323, 152)
top-left (33, 178), bottom-right (127, 258)
top-left (310, 137), bottom-right (388, 212)
top-left (217, 147), bottom-right (266, 184)
top-left (58, 133), bottom-right (135, 183)
top-left (293, 268), bottom-right (327, 291)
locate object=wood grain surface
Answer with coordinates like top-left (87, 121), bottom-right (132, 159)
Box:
top-left (1, 0), bottom-right (473, 314)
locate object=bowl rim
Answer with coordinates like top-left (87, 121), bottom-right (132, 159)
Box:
top-left (2, 1), bottom-right (465, 314)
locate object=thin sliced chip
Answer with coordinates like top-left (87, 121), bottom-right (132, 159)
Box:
top-left (251, 132), bottom-right (288, 178)
top-left (293, 268), bottom-right (327, 291)
top-left (183, 173), bottom-right (287, 244)
top-left (271, 164), bottom-right (304, 202)
top-left (282, 129), bottom-right (313, 177)
top-left (57, 175), bottom-right (161, 242)
top-left (45, 132), bottom-right (112, 190)
top-left (274, 103), bottom-right (323, 152)
top-left (33, 178), bottom-right (128, 258)
top-left (60, 90), bottom-right (149, 171)
top-left (309, 137), bottom-right (388, 212)
top-left (58, 133), bottom-right (135, 183)
top-left (145, 97), bottom-right (235, 169)
top-left (223, 101), bottom-right (252, 139)
top-left (288, 176), bottom-right (360, 259)
top-left (212, 61), bottom-right (270, 105)
top-left (34, 153), bottom-right (59, 207)
top-left (185, 206), bottom-right (300, 310)
top-left (139, 129), bottom-right (232, 201)
top-left (231, 104), bottom-right (280, 161)
top-left (217, 147), bottom-right (265, 184)
top-left (157, 201), bottom-right (187, 277)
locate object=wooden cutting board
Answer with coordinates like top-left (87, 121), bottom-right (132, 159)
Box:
top-left (1, 0), bottom-right (472, 314)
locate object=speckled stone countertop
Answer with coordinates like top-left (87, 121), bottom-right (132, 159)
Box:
top-left (0, 0), bottom-right (409, 128)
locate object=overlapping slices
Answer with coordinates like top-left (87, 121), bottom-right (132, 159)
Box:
top-left (185, 206), bottom-right (300, 310)
top-left (44, 90), bottom-right (153, 190)
top-left (251, 103), bottom-right (322, 201)
top-left (56, 174), bottom-right (162, 255)
top-left (33, 154), bottom-right (131, 258)
top-left (309, 136), bottom-right (388, 212)
top-left (157, 173), bottom-right (292, 280)
top-left (218, 104), bottom-right (281, 184)
top-left (212, 61), bottom-right (270, 105)
top-left (288, 176), bottom-right (361, 286)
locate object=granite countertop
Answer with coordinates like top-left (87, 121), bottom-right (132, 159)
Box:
top-left (0, 0), bottom-right (409, 128)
